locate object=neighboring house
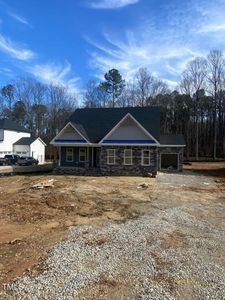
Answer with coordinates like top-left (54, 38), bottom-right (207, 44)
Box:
top-left (13, 137), bottom-right (46, 164)
top-left (0, 118), bottom-right (46, 164)
top-left (51, 107), bottom-right (186, 176)
top-left (0, 118), bottom-right (31, 155)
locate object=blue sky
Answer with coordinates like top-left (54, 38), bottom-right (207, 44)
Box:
top-left (0, 0), bottom-right (225, 95)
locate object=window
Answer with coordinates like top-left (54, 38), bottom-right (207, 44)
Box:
top-left (79, 147), bottom-right (87, 162)
top-left (142, 150), bottom-right (150, 166)
top-left (66, 148), bottom-right (73, 162)
top-left (124, 149), bottom-right (132, 165)
top-left (107, 149), bottom-right (115, 165)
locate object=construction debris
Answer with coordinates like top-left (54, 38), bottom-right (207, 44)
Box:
top-left (137, 183), bottom-right (149, 189)
top-left (32, 179), bottom-right (55, 189)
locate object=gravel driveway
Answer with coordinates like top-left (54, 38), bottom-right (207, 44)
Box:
top-left (3, 171), bottom-right (225, 299)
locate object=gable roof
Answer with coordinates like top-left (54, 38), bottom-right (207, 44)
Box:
top-left (99, 113), bottom-right (160, 144)
top-left (13, 137), bottom-right (46, 146)
top-left (51, 122), bottom-right (90, 145)
top-left (160, 134), bottom-right (186, 146)
top-left (13, 137), bottom-right (36, 145)
top-left (68, 107), bottom-right (160, 143)
top-left (0, 118), bottom-right (31, 133)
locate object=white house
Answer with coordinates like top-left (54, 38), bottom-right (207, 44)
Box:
top-left (0, 118), bottom-right (31, 155)
top-left (0, 118), bottom-right (46, 164)
top-left (13, 137), bottom-right (46, 164)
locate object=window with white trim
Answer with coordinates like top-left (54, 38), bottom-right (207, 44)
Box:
top-left (79, 147), bottom-right (87, 162)
top-left (107, 149), bottom-right (115, 165)
top-left (66, 148), bottom-right (73, 162)
top-left (141, 150), bottom-right (150, 165)
top-left (124, 149), bottom-right (132, 165)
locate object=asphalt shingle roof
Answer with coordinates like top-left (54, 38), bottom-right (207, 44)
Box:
top-left (68, 107), bottom-right (161, 143)
top-left (0, 118), bottom-right (31, 133)
top-left (13, 137), bottom-right (36, 145)
top-left (160, 134), bottom-right (186, 146)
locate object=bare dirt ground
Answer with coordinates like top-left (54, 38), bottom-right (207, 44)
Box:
top-left (0, 162), bottom-right (225, 299)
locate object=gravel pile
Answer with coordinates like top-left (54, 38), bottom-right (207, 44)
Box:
top-left (4, 205), bottom-right (225, 300)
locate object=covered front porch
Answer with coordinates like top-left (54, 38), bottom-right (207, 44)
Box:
top-left (58, 146), bottom-right (101, 169)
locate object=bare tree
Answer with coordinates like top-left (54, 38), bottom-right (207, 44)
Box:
top-left (117, 81), bottom-right (138, 107)
top-left (207, 50), bottom-right (225, 159)
top-left (135, 68), bottom-right (154, 106)
top-left (47, 84), bottom-right (77, 137)
top-left (180, 57), bottom-right (207, 160)
top-left (83, 80), bottom-right (104, 108)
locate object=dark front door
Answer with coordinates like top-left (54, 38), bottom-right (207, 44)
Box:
top-left (94, 148), bottom-right (100, 167)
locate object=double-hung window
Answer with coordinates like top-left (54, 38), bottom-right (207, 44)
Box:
top-left (66, 148), bottom-right (73, 162)
top-left (107, 149), bottom-right (115, 165)
top-left (79, 147), bottom-right (87, 162)
top-left (124, 149), bottom-right (132, 165)
top-left (141, 150), bottom-right (150, 166)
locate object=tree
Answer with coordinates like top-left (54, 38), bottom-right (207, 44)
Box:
top-left (11, 101), bottom-right (27, 125)
top-left (135, 68), bottom-right (154, 107)
top-left (47, 84), bottom-right (77, 138)
top-left (117, 81), bottom-right (138, 107)
top-left (83, 80), bottom-right (110, 108)
top-left (1, 84), bottom-right (15, 111)
top-left (207, 50), bottom-right (225, 159)
top-left (134, 68), bottom-right (169, 106)
top-left (180, 57), bottom-right (207, 160)
top-left (32, 103), bottom-right (48, 136)
top-left (99, 69), bottom-right (125, 107)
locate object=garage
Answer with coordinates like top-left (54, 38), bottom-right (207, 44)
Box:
top-left (160, 153), bottom-right (178, 170)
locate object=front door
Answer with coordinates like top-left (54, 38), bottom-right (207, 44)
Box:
top-left (94, 148), bottom-right (100, 167)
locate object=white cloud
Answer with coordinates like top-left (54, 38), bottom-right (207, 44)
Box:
top-left (86, 0), bottom-right (225, 86)
top-left (88, 0), bottom-right (139, 9)
top-left (0, 33), bottom-right (35, 60)
top-left (0, 67), bottom-right (14, 77)
top-left (8, 11), bottom-right (30, 26)
top-left (27, 61), bottom-right (80, 94)
top-left (198, 23), bottom-right (225, 33)
top-left (86, 30), bottom-right (200, 85)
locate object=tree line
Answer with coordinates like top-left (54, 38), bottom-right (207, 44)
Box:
top-left (1, 50), bottom-right (225, 159)
top-left (0, 78), bottom-right (77, 147)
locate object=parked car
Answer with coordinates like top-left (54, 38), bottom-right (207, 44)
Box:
top-left (17, 157), bottom-right (39, 166)
top-left (0, 157), bottom-right (6, 165)
top-left (0, 154), bottom-right (20, 165)
top-left (5, 155), bottom-right (20, 165)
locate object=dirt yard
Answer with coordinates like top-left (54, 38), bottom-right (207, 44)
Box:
top-left (0, 162), bottom-right (225, 299)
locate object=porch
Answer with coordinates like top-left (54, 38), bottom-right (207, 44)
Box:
top-left (58, 146), bottom-right (101, 169)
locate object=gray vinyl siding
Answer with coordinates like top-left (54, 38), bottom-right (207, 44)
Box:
top-left (108, 122), bottom-right (150, 140)
top-left (61, 147), bottom-right (79, 166)
top-left (60, 147), bottom-right (93, 167)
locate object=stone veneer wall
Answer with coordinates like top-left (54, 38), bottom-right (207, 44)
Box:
top-left (158, 147), bottom-right (184, 171)
top-left (99, 146), bottom-right (158, 176)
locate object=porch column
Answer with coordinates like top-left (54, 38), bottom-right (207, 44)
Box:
top-left (58, 147), bottom-right (61, 167)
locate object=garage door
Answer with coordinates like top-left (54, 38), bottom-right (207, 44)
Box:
top-left (161, 153), bottom-right (178, 170)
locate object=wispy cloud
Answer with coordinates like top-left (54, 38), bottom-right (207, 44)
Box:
top-left (198, 23), bottom-right (225, 33)
top-left (86, 30), bottom-right (200, 87)
top-left (8, 11), bottom-right (30, 27)
top-left (27, 61), bottom-right (80, 94)
top-left (0, 33), bottom-right (35, 60)
top-left (87, 0), bottom-right (139, 9)
top-left (86, 0), bottom-right (225, 88)
top-left (0, 67), bottom-right (14, 77)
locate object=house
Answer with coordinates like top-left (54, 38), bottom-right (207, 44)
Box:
top-left (13, 137), bottom-right (46, 164)
top-left (0, 118), bottom-right (46, 164)
top-left (0, 119), bottom-right (31, 155)
top-left (51, 107), bottom-right (186, 176)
